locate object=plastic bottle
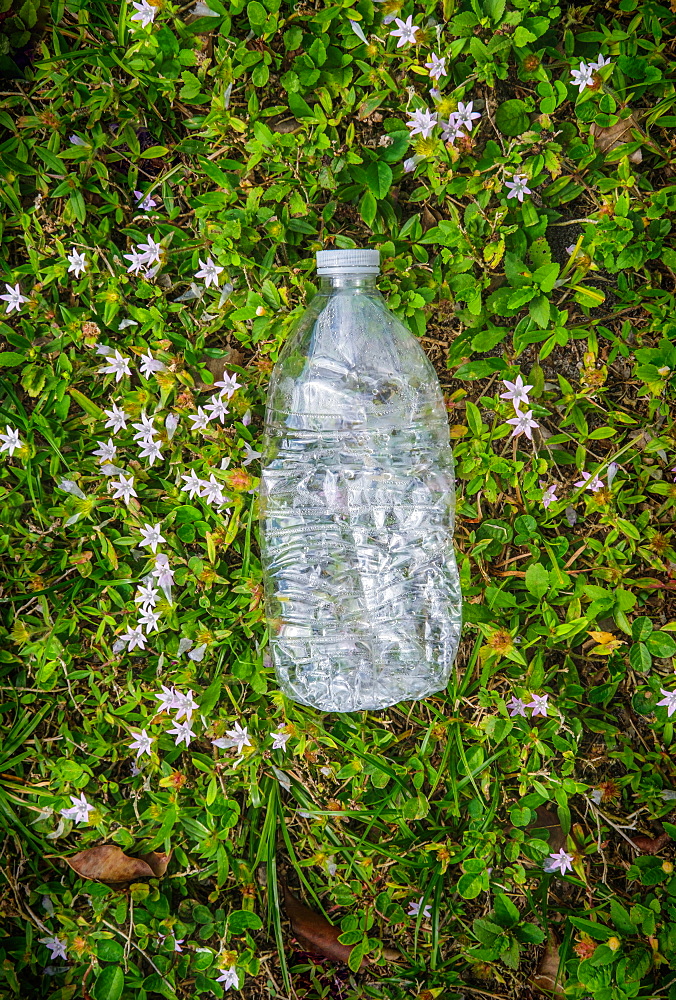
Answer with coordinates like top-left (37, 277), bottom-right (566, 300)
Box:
top-left (259, 248), bottom-right (462, 712)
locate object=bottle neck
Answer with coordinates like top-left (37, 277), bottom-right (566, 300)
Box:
top-left (319, 275), bottom-right (379, 292)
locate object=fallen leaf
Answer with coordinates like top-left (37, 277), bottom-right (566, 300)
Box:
top-left (630, 832), bottom-right (670, 854)
top-left (532, 930), bottom-right (565, 996)
top-left (283, 885), bottom-right (366, 968)
top-left (590, 114), bottom-right (642, 163)
top-left (65, 845), bottom-right (169, 888)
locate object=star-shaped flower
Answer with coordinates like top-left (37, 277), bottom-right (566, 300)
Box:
top-left (506, 696), bottom-right (527, 718)
top-left (590, 53), bottom-right (611, 71)
top-left (526, 693), bottom-right (549, 717)
top-left (424, 52), bottom-right (447, 80)
top-left (39, 935), bottom-right (68, 960)
top-left (189, 408), bottom-right (211, 432)
top-left (130, 1), bottom-right (157, 28)
top-left (241, 442), bottom-right (262, 466)
top-left (407, 896), bottom-right (432, 919)
top-left (500, 375), bottom-right (533, 410)
top-left (214, 372), bottom-right (242, 397)
top-left (60, 792), bottom-right (95, 825)
top-left (0, 282), bottom-right (29, 314)
top-left (174, 689), bottom-right (199, 722)
top-left (124, 250), bottom-right (147, 274)
top-left (129, 729), bottom-right (154, 758)
top-left (205, 396), bottom-right (229, 424)
top-left (216, 967), bottom-right (239, 990)
top-left (505, 409), bottom-right (539, 440)
top-left (138, 438), bottom-right (164, 466)
top-left (132, 411), bottom-right (157, 442)
top-left (103, 403), bottom-right (128, 434)
top-left (504, 173), bottom-right (532, 202)
top-left (406, 108), bottom-right (438, 139)
top-left (574, 471), bottom-right (604, 492)
top-left (139, 351), bottom-right (166, 379)
top-left (455, 100), bottom-right (481, 131)
top-left (154, 684), bottom-right (180, 713)
top-left (181, 469), bottom-right (203, 498)
top-left (92, 438), bottom-right (117, 463)
top-left (137, 607), bottom-right (162, 633)
top-left (153, 553), bottom-right (174, 599)
top-left (270, 728), bottom-right (290, 750)
top-left (121, 625), bottom-right (147, 651)
top-left (67, 249), bottom-right (88, 277)
top-left (213, 721), bottom-right (251, 754)
top-left (137, 235), bottom-right (163, 264)
top-left (135, 580), bottom-right (159, 608)
top-left (135, 189), bottom-right (157, 210)
top-left (543, 849), bottom-right (574, 875)
top-left (438, 114), bottom-right (464, 143)
top-left (540, 481), bottom-right (559, 509)
top-left (657, 688), bottom-right (676, 717)
top-left (571, 61), bottom-right (595, 92)
top-left (110, 474), bottom-right (137, 504)
top-left (139, 522), bottom-right (166, 554)
top-left (0, 426), bottom-right (24, 457)
top-left (194, 256), bottom-right (224, 288)
top-left (167, 720), bottom-right (195, 747)
top-left (389, 14), bottom-right (420, 47)
top-left (200, 474), bottom-right (226, 506)
top-left (99, 349), bottom-right (132, 382)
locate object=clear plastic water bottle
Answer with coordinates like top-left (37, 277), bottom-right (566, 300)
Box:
top-left (259, 248), bottom-right (462, 712)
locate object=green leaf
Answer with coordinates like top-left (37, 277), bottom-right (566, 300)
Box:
top-left (140, 145), bottom-right (170, 158)
top-left (0, 351), bottom-right (25, 367)
top-left (96, 939), bottom-right (124, 963)
top-left (93, 966), bottom-right (124, 1000)
top-left (495, 99), bottom-right (530, 136)
top-left (348, 937), bottom-right (369, 972)
top-left (228, 909), bottom-right (263, 933)
top-left (454, 358), bottom-right (507, 379)
top-left (628, 642), bottom-right (651, 673)
top-left (457, 871), bottom-right (486, 899)
top-left (529, 294), bottom-right (550, 328)
top-left (645, 631), bottom-right (676, 658)
top-left (525, 563), bottom-right (550, 600)
top-left (247, 0), bottom-right (267, 33)
top-left (67, 388), bottom-right (104, 418)
top-left (364, 161), bottom-right (392, 199)
top-left (568, 916), bottom-right (615, 941)
top-left (493, 892), bottom-right (520, 928)
top-left (359, 190), bottom-right (377, 228)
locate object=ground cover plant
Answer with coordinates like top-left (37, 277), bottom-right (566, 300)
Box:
top-left (1, 0), bottom-right (676, 997)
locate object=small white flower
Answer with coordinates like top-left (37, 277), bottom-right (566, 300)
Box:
top-left (181, 469), bottom-right (203, 498)
top-left (99, 349), bottom-right (132, 383)
top-left (167, 720), bottom-right (195, 747)
top-left (95, 342), bottom-right (114, 356)
top-left (189, 408), bottom-right (211, 432)
top-left (118, 318), bottom-right (138, 330)
top-left (0, 426), bottom-right (24, 457)
top-left (188, 643), bottom-right (207, 662)
top-left (153, 553), bottom-right (174, 599)
top-left (504, 174), bottom-right (532, 202)
top-left (0, 282), bottom-right (29, 315)
top-left (154, 684), bottom-right (180, 713)
top-left (500, 375), bottom-right (533, 410)
top-left (39, 936), bottom-right (68, 960)
top-left (165, 413), bottom-right (179, 439)
top-left (348, 19), bottom-right (367, 44)
top-left (543, 849), bottom-right (574, 875)
top-left (124, 250), bottom-right (147, 275)
top-left (505, 409), bottom-right (539, 441)
top-left (270, 728), bottom-right (290, 750)
top-left (139, 351), bottom-right (166, 379)
top-left (407, 896), bottom-right (432, 919)
top-left (132, 411), bottom-right (157, 442)
top-left (424, 52), bottom-right (446, 80)
top-left (137, 235), bottom-right (163, 264)
top-left (657, 688), bottom-right (676, 717)
top-left (121, 625), bottom-right (147, 651)
top-left (130, 0), bottom-right (157, 28)
top-left (389, 14), bottom-right (420, 47)
top-left (110, 474), bottom-right (137, 504)
top-left (241, 441), bottom-right (262, 466)
top-left (200, 474), bottom-right (226, 507)
top-left (69, 135), bottom-right (88, 146)
top-left (406, 108), bottom-right (438, 139)
top-left (213, 721), bottom-right (251, 754)
top-left (403, 154), bottom-right (425, 173)
top-left (139, 522), bottom-right (166, 554)
top-left (216, 967), bottom-right (239, 990)
top-left (103, 403), bottom-right (128, 434)
top-left (129, 729), bottom-right (154, 758)
top-left (174, 689), bottom-right (199, 722)
top-left (590, 53), bottom-right (611, 71)
top-left (135, 581), bottom-right (159, 608)
top-left (67, 249), bottom-right (88, 277)
top-left (138, 438), bottom-right (164, 466)
top-left (58, 478), bottom-right (86, 499)
top-left (455, 100), bottom-right (481, 131)
top-left (214, 372), bottom-right (242, 397)
top-left (92, 438), bottom-right (117, 463)
top-left (571, 61), bottom-right (595, 92)
top-left (60, 792), bottom-right (95, 825)
top-left (135, 189), bottom-right (157, 210)
top-left (194, 256), bottom-right (224, 289)
top-left (205, 396), bottom-right (229, 424)
top-left (137, 607), bottom-right (162, 633)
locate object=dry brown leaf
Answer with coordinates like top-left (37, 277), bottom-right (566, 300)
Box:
top-left (590, 114), bottom-right (642, 163)
top-left (65, 845), bottom-right (169, 887)
top-left (532, 931), bottom-right (565, 996)
top-left (630, 832), bottom-right (670, 854)
top-left (283, 885), bottom-right (367, 968)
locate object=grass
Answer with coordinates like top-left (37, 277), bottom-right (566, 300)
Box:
top-left (1, 0), bottom-right (676, 998)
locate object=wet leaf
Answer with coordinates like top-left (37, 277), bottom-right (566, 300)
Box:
top-left (65, 845), bottom-right (169, 887)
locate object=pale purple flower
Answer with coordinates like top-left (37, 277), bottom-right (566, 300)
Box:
top-left (154, 684), bottom-right (180, 713)
top-left (60, 792), bottom-right (95, 825)
top-left (540, 481), bottom-right (558, 509)
top-left (189, 408), bottom-right (211, 432)
top-left (205, 396), bottom-right (229, 424)
top-left (153, 553), bottom-right (174, 599)
top-left (139, 522), bottom-right (166, 554)
top-left (216, 967), bottom-right (239, 990)
top-left (174, 689), bottom-right (199, 722)
top-left (188, 643), bottom-right (207, 662)
top-left (137, 235), bottom-right (163, 265)
top-left (407, 896), bottom-right (432, 919)
top-left (121, 625), bottom-right (147, 651)
top-left (574, 471), bottom-right (604, 492)
top-left (103, 403), bottom-right (128, 434)
top-left (137, 438), bottom-right (164, 466)
top-left (95, 342), bottom-right (114, 355)
top-left (213, 721), bottom-right (251, 754)
top-left (0, 426), bottom-right (23, 457)
top-left (167, 720), bottom-right (195, 747)
top-left (506, 696), bottom-right (527, 718)
top-left (590, 53), bottom-right (611, 71)
top-left (404, 154), bottom-right (425, 172)
top-left (181, 469), bottom-right (203, 498)
top-left (505, 409), bottom-right (539, 440)
top-left (425, 52), bottom-right (447, 80)
top-left (241, 442), bottom-right (262, 466)
top-left (200, 473), bottom-right (226, 506)
top-left (241, 408), bottom-right (252, 427)
top-left (139, 351), bottom-right (166, 379)
top-left (66, 249), bottom-right (87, 277)
top-left (69, 135), bottom-right (88, 146)
top-left (348, 19), bottom-right (367, 44)
top-left (455, 101), bottom-right (481, 131)
top-left (99, 349), bottom-right (132, 382)
top-left (406, 108), bottom-right (438, 139)
top-left (270, 729), bottom-right (290, 750)
top-left (214, 372), bottom-right (242, 397)
top-left (607, 461), bottom-right (620, 487)
top-left (526, 693), bottom-right (549, 717)
top-left (543, 849), bottom-right (574, 875)
top-left (172, 938), bottom-right (185, 953)
top-left (500, 375), bottom-right (533, 409)
top-left (440, 113), bottom-right (467, 144)
top-left (130, 0), bottom-right (157, 28)
top-left (0, 282), bottom-right (29, 314)
top-left (389, 15), bottom-right (420, 46)
top-left (657, 688), bottom-right (676, 717)
top-left (124, 250), bottom-right (147, 275)
top-left (571, 61), bottom-right (595, 92)
top-left (92, 438), bottom-right (117, 463)
top-left (136, 581), bottom-right (159, 608)
top-left (194, 257), bottom-right (224, 289)
top-left (505, 174), bottom-right (532, 202)
top-left (39, 936), bottom-right (68, 960)
top-left (135, 189), bottom-right (157, 210)
top-left (110, 474), bottom-right (137, 504)
top-left (137, 607), bottom-right (162, 633)
top-left (129, 729), bottom-right (154, 758)
top-left (165, 413), bottom-right (180, 439)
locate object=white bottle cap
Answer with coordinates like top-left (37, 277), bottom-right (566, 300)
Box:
top-left (316, 248), bottom-right (380, 276)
